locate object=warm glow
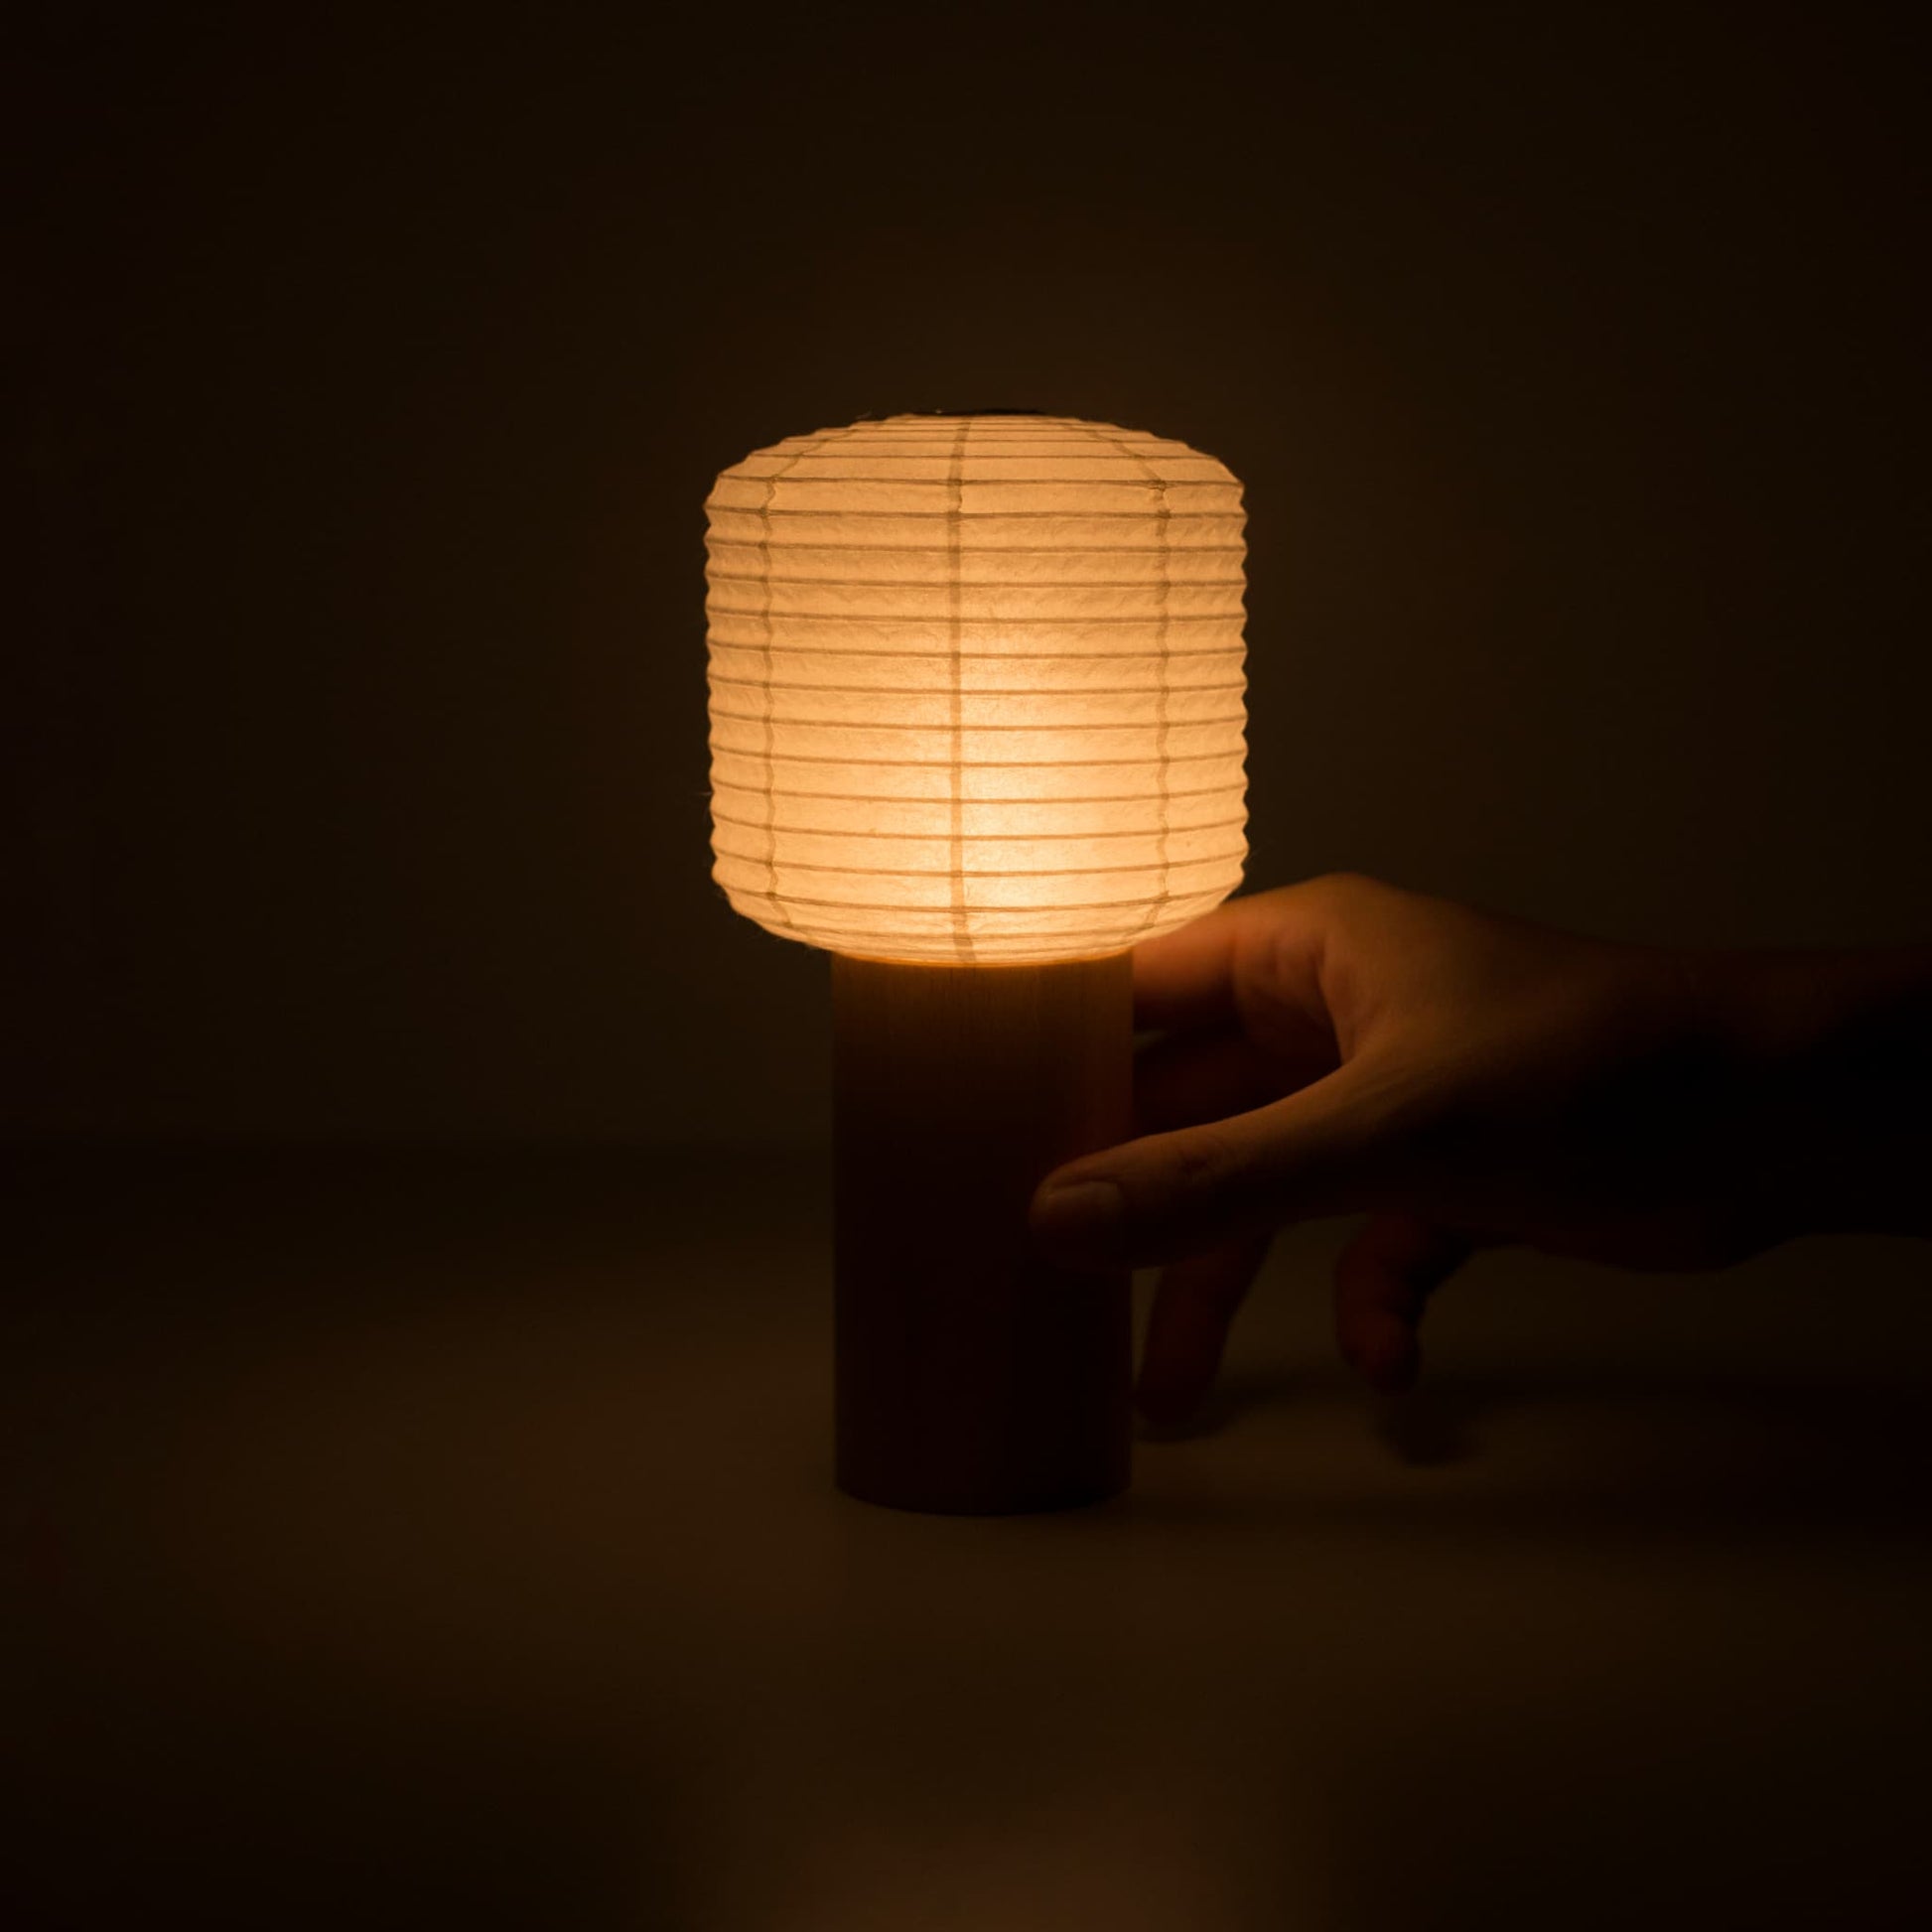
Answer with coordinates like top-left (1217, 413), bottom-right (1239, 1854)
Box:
top-left (706, 414), bottom-right (1248, 963)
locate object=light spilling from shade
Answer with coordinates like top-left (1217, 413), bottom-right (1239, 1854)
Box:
top-left (706, 414), bottom-right (1248, 964)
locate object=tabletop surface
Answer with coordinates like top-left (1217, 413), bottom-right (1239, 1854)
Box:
top-left (6, 1147), bottom-right (1930, 1930)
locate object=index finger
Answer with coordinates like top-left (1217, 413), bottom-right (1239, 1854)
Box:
top-left (1133, 897), bottom-right (1266, 1031)
top-left (1133, 887), bottom-right (1323, 1032)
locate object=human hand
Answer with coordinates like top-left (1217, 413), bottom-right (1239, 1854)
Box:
top-left (1029, 875), bottom-right (1930, 1423)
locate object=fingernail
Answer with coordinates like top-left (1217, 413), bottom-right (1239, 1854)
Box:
top-left (1031, 1178), bottom-right (1124, 1253)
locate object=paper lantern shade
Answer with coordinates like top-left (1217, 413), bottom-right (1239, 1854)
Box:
top-left (706, 414), bottom-right (1247, 964)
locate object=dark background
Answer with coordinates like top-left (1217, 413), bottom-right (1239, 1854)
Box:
top-left (11, 3), bottom-right (1929, 1148)
top-left (9, 12), bottom-right (1932, 1929)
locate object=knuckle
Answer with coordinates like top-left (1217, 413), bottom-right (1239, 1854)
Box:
top-left (1129, 1126), bottom-right (1261, 1250)
top-left (1162, 1125), bottom-right (1245, 1198)
top-left (1307, 870), bottom-right (1385, 906)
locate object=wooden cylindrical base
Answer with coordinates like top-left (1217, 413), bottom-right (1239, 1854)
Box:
top-left (832, 950), bottom-right (1134, 1515)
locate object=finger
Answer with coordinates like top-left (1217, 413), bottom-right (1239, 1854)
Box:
top-left (1132, 898), bottom-right (1267, 1032)
top-left (1135, 1028), bottom-right (1288, 1136)
top-left (1137, 1231), bottom-right (1273, 1426)
top-left (1032, 1056), bottom-right (1426, 1268)
top-left (1331, 1213), bottom-right (1482, 1394)
top-left (1136, 886), bottom-right (1358, 1102)
top-left (1133, 887), bottom-right (1329, 1034)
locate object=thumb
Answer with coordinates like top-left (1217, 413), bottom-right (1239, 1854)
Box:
top-left (1030, 1059), bottom-right (1429, 1268)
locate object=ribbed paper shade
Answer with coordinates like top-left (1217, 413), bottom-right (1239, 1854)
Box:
top-left (706, 414), bottom-right (1248, 964)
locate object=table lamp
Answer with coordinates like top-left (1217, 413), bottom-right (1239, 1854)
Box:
top-left (707, 413), bottom-right (1248, 1513)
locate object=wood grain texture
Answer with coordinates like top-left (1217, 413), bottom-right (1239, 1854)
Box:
top-left (832, 950), bottom-right (1134, 1514)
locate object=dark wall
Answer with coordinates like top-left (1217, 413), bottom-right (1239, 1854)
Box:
top-left (9, 5), bottom-right (1929, 1143)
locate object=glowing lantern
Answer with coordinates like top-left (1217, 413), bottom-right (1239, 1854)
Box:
top-left (706, 414), bottom-right (1246, 962)
top-left (705, 413), bottom-right (1249, 1514)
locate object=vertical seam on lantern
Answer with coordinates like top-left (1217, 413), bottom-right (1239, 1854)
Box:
top-left (946, 417), bottom-right (975, 963)
top-left (753, 423), bottom-right (865, 934)
top-left (1085, 424), bottom-right (1173, 937)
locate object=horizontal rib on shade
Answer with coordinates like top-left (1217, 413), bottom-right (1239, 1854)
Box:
top-left (707, 414), bottom-right (1248, 964)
